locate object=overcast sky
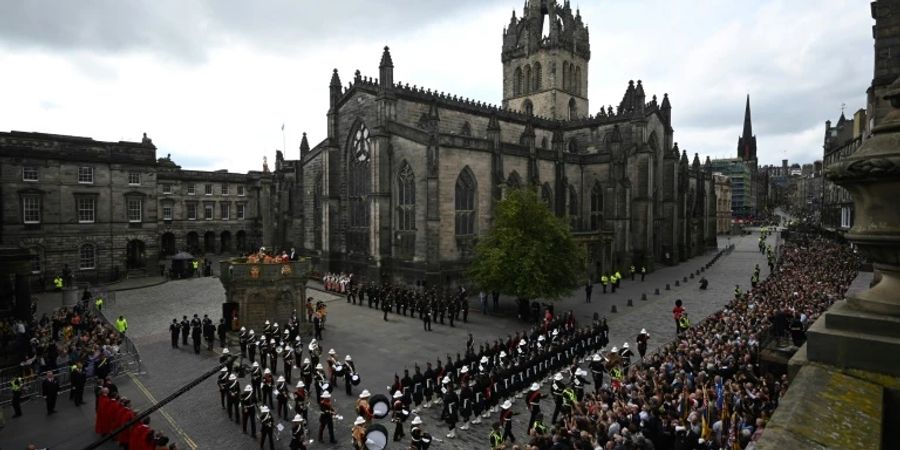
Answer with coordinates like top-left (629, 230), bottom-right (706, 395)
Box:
top-left (0, 0), bottom-right (873, 172)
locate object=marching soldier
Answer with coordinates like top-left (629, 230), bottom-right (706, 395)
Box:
top-left (637, 329), bottom-right (650, 360)
top-left (589, 354), bottom-right (605, 394)
top-left (239, 327), bottom-right (249, 356)
top-left (283, 345), bottom-right (295, 384)
top-left (391, 390), bottom-right (409, 441)
top-left (242, 384), bottom-right (257, 438)
top-left (422, 361), bottom-right (435, 407)
top-left (343, 355), bottom-right (357, 396)
top-left (217, 367), bottom-right (230, 409)
top-left (526, 382), bottom-right (541, 430)
top-left (260, 405), bottom-right (275, 450)
top-left (276, 375), bottom-right (290, 419)
top-left (301, 357), bottom-right (313, 389)
top-left (262, 368), bottom-right (274, 407)
top-left (289, 414), bottom-right (307, 450)
top-left (227, 373), bottom-right (241, 423)
top-left (248, 331), bottom-right (258, 363)
top-left (441, 377), bottom-right (459, 439)
top-left (169, 319), bottom-right (180, 348)
top-left (250, 362), bottom-right (262, 399)
top-left (294, 380), bottom-right (309, 422)
top-left (458, 379), bottom-right (474, 430)
top-left (572, 368), bottom-right (590, 402)
top-left (499, 399), bottom-right (516, 444)
top-left (619, 342), bottom-right (634, 368)
top-left (317, 391), bottom-right (337, 444)
top-left (411, 365), bottom-right (425, 412)
top-left (351, 416), bottom-right (367, 449)
top-left (356, 389), bottom-right (373, 425)
top-left (550, 372), bottom-right (565, 424)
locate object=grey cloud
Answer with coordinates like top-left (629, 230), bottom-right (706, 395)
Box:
top-left (0, 0), bottom-right (506, 61)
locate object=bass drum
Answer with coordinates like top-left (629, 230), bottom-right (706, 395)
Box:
top-left (369, 394), bottom-right (391, 420)
top-left (363, 423), bottom-right (389, 450)
top-left (351, 373), bottom-right (361, 386)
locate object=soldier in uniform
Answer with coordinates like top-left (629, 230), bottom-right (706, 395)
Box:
top-left (391, 390), bottom-right (409, 441)
top-left (276, 375), bottom-right (290, 419)
top-left (317, 391), bottom-right (337, 444)
top-left (259, 405), bottom-right (275, 450)
top-left (294, 380), bottom-right (309, 421)
top-left (526, 382), bottom-right (542, 430)
top-left (351, 416), bottom-right (367, 449)
top-left (382, 294), bottom-right (392, 321)
top-left (250, 361), bottom-right (262, 399)
top-left (637, 329), bottom-right (650, 361)
top-left (550, 372), bottom-right (565, 424)
top-left (499, 399), bottom-right (516, 444)
top-left (289, 414), bottom-right (307, 450)
top-left (410, 416), bottom-right (432, 450)
top-left (217, 367), bottom-right (230, 409)
top-left (356, 389), bottom-right (373, 425)
top-left (180, 315), bottom-right (190, 346)
top-left (283, 345), bottom-right (295, 384)
top-left (262, 368), bottom-right (275, 407)
top-left (619, 342), bottom-right (634, 368)
top-left (301, 357), bottom-right (313, 389)
top-left (242, 384), bottom-right (257, 437)
top-left (423, 303), bottom-right (432, 331)
top-left (458, 378), bottom-right (474, 430)
top-left (422, 361), bottom-right (435, 407)
top-left (239, 327), bottom-right (250, 356)
top-left (227, 373), bottom-right (241, 424)
top-left (411, 365), bottom-right (425, 412)
top-left (343, 355), bottom-right (357, 397)
top-left (248, 330), bottom-right (258, 363)
top-left (169, 319), bottom-right (180, 348)
top-left (441, 377), bottom-right (459, 439)
top-left (589, 354), bottom-right (606, 394)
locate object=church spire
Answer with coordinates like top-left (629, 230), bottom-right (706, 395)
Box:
top-left (737, 94), bottom-right (757, 161)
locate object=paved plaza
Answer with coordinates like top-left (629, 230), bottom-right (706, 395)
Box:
top-left (2, 231), bottom-right (776, 449)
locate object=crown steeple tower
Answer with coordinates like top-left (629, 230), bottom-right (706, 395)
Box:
top-left (501, 0), bottom-right (590, 120)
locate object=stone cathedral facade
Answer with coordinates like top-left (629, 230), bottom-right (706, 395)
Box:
top-left (274, 0), bottom-right (717, 287)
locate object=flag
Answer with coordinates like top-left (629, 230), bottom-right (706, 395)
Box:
top-left (701, 385), bottom-right (712, 440)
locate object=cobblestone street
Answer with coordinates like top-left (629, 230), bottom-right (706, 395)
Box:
top-left (2, 231), bottom-right (775, 450)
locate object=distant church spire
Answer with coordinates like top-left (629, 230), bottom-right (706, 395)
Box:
top-left (737, 94), bottom-right (757, 161)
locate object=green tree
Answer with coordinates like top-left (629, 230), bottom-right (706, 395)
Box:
top-left (468, 187), bottom-right (585, 302)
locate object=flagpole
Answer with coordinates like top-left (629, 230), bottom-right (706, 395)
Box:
top-left (282, 123), bottom-right (286, 155)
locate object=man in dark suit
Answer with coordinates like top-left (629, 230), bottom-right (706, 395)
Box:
top-left (42, 371), bottom-right (59, 415)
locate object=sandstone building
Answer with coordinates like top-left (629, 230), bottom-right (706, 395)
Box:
top-left (0, 132), bottom-right (272, 284)
top-left (275, 0), bottom-right (718, 286)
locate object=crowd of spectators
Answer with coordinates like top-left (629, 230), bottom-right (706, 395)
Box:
top-left (6, 290), bottom-right (123, 379)
top-left (520, 228), bottom-right (859, 450)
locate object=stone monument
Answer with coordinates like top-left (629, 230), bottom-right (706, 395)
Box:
top-left (219, 257), bottom-right (310, 332)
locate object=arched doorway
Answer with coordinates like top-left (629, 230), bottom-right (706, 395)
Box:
top-left (160, 233), bottom-right (176, 256)
top-left (220, 231), bottom-right (232, 253)
top-left (126, 240), bottom-right (146, 269)
top-left (236, 230), bottom-right (247, 254)
top-left (186, 232), bottom-right (200, 254)
top-left (204, 231), bottom-right (216, 253)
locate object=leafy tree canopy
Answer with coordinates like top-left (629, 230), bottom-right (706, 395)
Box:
top-left (468, 187), bottom-right (585, 301)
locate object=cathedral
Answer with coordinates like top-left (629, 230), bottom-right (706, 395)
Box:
top-left (273, 0), bottom-right (718, 286)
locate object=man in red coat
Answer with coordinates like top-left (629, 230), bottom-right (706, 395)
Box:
top-left (96, 388), bottom-right (110, 435)
top-left (130, 417), bottom-right (153, 450)
top-left (106, 396), bottom-right (123, 437)
top-left (115, 398), bottom-right (135, 446)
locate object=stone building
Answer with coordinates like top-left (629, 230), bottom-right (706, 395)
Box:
top-left (821, 110), bottom-right (866, 231)
top-left (276, 0), bottom-right (718, 286)
top-left (713, 173), bottom-right (732, 234)
top-left (0, 131), bottom-right (271, 285)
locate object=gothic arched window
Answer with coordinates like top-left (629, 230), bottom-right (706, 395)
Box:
top-left (568, 98), bottom-right (577, 120)
top-left (568, 185), bottom-right (579, 228)
top-left (541, 136), bottom-right (549, 149)
top-left (507, 171), bottom-right (522, 190)
top-left (541, 183), bottom-right (553, 209)
top-left (533, 62), bottom-right (542, 90)
top-left (590, 182), bottom-right (603, 230)
top-left (524, 99), bottom-right (534, 116)
top-left (524, 65), bottom-right (532, 94)
top-left (397, 162), bottom-right (416, 258)
top-left (455, 168), bottom-right (476, 236)
top-left (575, 66), bottom-right (582, 96)
top-left (514, 67), bottom-right (523, 96)
top-left (562, 62), bottom-right (569, 90)
top-left (348, 124), bottom-right (371, 254)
